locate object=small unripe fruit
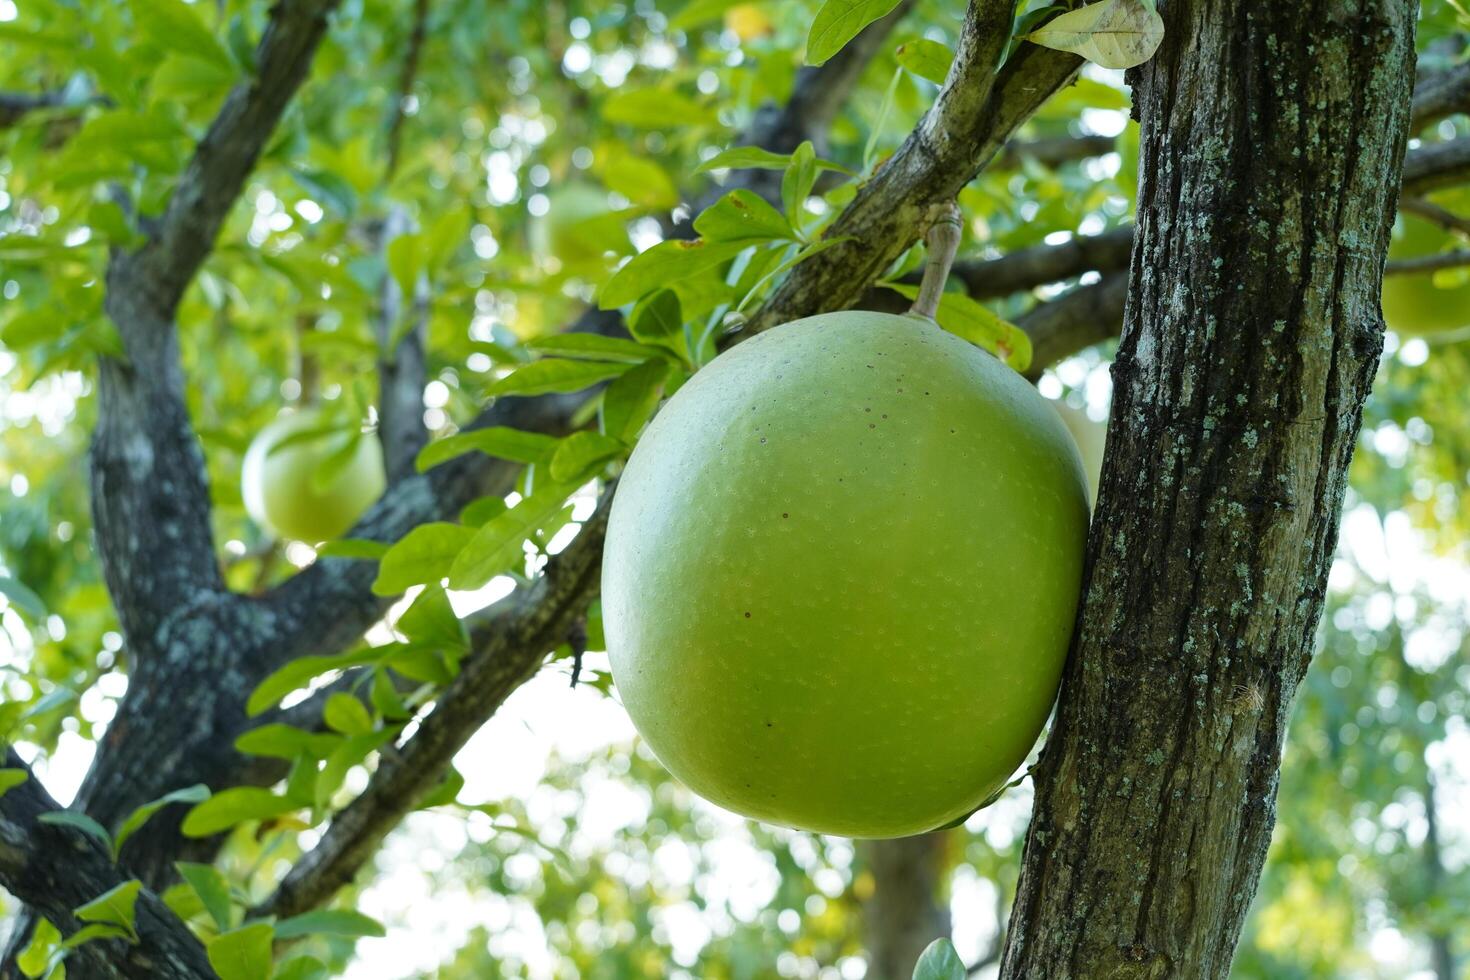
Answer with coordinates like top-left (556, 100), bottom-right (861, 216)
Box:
top-left (603, 311), bottom-right (1089, 837)
top-left (241, 410), bottom-right (385, 543)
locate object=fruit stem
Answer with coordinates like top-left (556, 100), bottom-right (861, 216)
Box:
top-left (909, 202), bottom-right (964, 322)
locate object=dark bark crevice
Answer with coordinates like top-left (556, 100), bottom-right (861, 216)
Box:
top-left (999, 1), bottom-right (1416, 976)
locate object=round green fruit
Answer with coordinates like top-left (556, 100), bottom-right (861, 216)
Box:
top-left (602, 311), bottom-right (1089, 838)
top-left (241, 410), bottom-right (385, 543)
top-left (1053, 401), bottom-right (1107, 506)
top-left (1382, 211), bottom-right (1470, 335)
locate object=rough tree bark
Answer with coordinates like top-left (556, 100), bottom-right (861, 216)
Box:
top-left (998, 1), bottom-right (1417, 977)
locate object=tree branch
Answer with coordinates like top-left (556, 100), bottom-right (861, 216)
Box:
top-left (1398, 195), bottom-right (1470, 237)
top-left (0, 751), bottom-right (212, 980)
top-left (249, 496), bottom-right (612, 920)
top-left (745, 4), bottom-right (1084, 334)
top-left (1401, 136), bottom-right (1470, 196)
top-left (384, 0), bottom-right (430, 182)
top-left (994, 133), bottom-right (1116, 169)
top-left (1411, 61), bottom-right (1470, 132)
top-left (954, 227), bottom-right (1134, 299)
top-left (131, 0), bottom-right (340, 312)
top-left (372, 208), bottom-right (431, 483)
top-left (1018, 274), bottom-right (1129, 378)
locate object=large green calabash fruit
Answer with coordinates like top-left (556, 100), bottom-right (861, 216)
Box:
top-left (242, 410), bottom-right (385, 543)
top-left (602, 311), bottom-right (1090, 838)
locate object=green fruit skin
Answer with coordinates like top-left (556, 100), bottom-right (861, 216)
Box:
top-left (241, 410), bottom-right (385, 543)
top-left (603, 311), bottom-right (1090, 838)
top-left (1382, 212), bottom-right (1470, 335)
top-left (1053, 401), bottom-right (1107, 506)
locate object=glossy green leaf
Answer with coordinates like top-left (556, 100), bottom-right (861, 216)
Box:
top-left (549, 431), bottom-right (626, 483)
top-left (181, 787), bottom-right (297, 838)
top-left (629, 290), bottom-right (685, 345)
top-left (603, 89), bottom-right (715, 128)
top-left (134, 0), bottom-right (234, 70)
top-left (37, 810), bottom-right (112, 851)
top-left (484, 359), bottom-right (632, 397)
top-left (274, 956), bottom-right (330, 980)
top-left (207, 922), bottom-right (274, 980)
top-left (603, 359), bottom-right (671, 442)
top-left (274, 909), bottom-right (387, 941)
top-left (896, 38), bottom-right (954, 84)
top-left (524, 334), bottom-right (664, 363)
top-left (883, 283), bottom-right (1033, 372)
top-left (322, 693), bottom-right (374, 736)
top-left (74, 879), bottom-right (141, 937)
top-left (416, 426), bottom-right (560, 472)
top-left (447, 483), bottom-right (576, 590)
top-left (806, 0), bottom-right (904, 65)
top-left (781, 141), bottom-right (818, 230)
top-left (398, 583), bottom-right (469, 653)
top-left (695, 190), bottom-right (797, 244)
top-left (371, 522), bottom-right (477, 596)
top-left (247, 648), bottom-right (381, 716)
top-left (694, 145), bottom-right (853, 176)
top-left (176, 861), bottom-right (236, 932)
top-left (113, 784), bottom-right (210, 858)
top-left (912, 938), bottom-right (965, 980)
top-left (17, 918), bottom-right (60, 978)
top-left (600, 239), bottom-right (749, 309)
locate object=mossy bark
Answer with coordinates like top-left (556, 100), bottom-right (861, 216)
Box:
top-left (999, 1), bottom-right (1417, 977)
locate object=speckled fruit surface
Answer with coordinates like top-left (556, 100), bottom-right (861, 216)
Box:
top-left (241, 410), bottom-right (385, 543)
top-left (602, 311), bottom-right (1090, 838)
top-left (1382, 208), bottom-right (1470, 335)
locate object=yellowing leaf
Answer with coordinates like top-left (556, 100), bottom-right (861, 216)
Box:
top-left (1026, 0), bottom-right (1165, 70)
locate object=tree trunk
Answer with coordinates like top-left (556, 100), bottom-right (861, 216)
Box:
top-left (999, 1), bottom-right (1416, 977)
top-left (861, 832), bottom-right (952, 980)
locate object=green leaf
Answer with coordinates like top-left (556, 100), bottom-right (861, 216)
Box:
top-left (600, 155), bottom-right (679, 209)
top-left (669, 0), bottom-right (749, 29)
top-left (883, 284), bottom-right (1033, 372)
top-left (603, 88), bottom-right (715, 128)
top-left (524, 334), bottom-right (663, 363)
top-left (315, 729), bottom-right (397, 810)
top-left (0, 769), bottom-right (27, 800)
top-left (694, 189), bottom-right (797, 244)
top-left (370, 668), bottom-right (411, 721)
top-left (275, 957), bottom-right (330, 980)
top-left (181, 787), bottom-right (297, 838)
top-left (113, 784), bottom-right (210, 858)
top-left (549, 432), bottom-right (626, 483)
top-left (291, 169), bottom-right (358, 218)
top-left (912, 938), bottom-right (966, 980)
top-left (896, 38), bottom-right (954, 84)
top-left (419, 767), bottom-right (466, 809)
top-left (247, 648), bottom-right (380, 716)
top-left (447, 483), bottom-right (575, 590)
top-left (461, 495), bottom-right (510, 526)
top-left (807, 0), bottom-right (904, 66)
top-left (865, 67), bottom-right (904, 172)
top-left (21, 685), bottom-right (78, 722)
top-left (234, 723), bottom-right (339, 761)
top-left (484, 359), bottom-right (632, 397)
top-left (736, 237), bottom-right (854, 312)
top-left (75, 880), bottom-right (141, 937)
top-left (599, 239), bottom-right (749, 309)
top-left (274, 909), bottom-right (387, 941)
top-left (322, 693), bottom-right (374, 736)
top-left (176, 862), bottom-right (235, 932)
top-left (0, 574), bottom-right (47, 619)
top-left (58, 923), bottom-right (133, 949)
top-left (37, 811), bottom-right (112, 852)
top-left (371, 522), bottom-right (477, 596)
top-left (134, 0), bottom-right (234, 71)
top-left (416, 427), bottom-right (560, 472)
top-left (694, 145), bottom-right (853, 176)
top-left (629, 290), bottom-right (684, 345)
top-left (316, 538), bottom-right (391, 560)
top-left (207, 922), bottom-right (274, 980)
top-left (603, 359), bottom-right (670, 442)
top-left (781, 141), bottom-right (818, 229)
top-left (397, 584), bottom-right (469, 654)
top-left (1025, 0), bottom-right (1165, 69)
top-left (18, 918), bottom-right (61, 978)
